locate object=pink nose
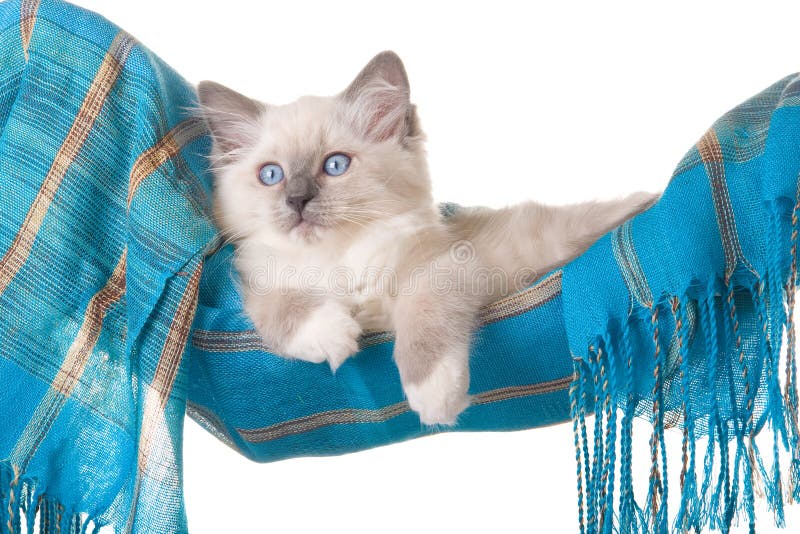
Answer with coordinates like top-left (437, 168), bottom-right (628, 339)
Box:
top-left (286, 194), bottom-right (312, 213)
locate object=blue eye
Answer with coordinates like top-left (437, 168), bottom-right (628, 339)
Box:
top-left (323, 153), bottom-right (351, 176)
top-left (258, 163), bottom-right (284, 186)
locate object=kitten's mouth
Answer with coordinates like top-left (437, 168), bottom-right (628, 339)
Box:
top-left (289, 215), bottom-right (322, 240)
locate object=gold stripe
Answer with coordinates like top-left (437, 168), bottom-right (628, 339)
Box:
top-left (697, 128), bottom-right (723, 164)
top-left (479, 270), bottom-right (562, 325)
top-left (696, 128), bottom-right (757, 279)
top-left (237, 375), bottom-right (573, 443)
top-left (192, 270), bottom-right (564, 353)
top-left (124, 264), bottom-right (203, 533)
top-left (52, 250), bottom-right (127, 395)
top-left (0, 31), bottom-right (135, 297)
top-left (137, 263), bottom-right (203, 474)
top-left (20, 0), bottom-right (40, 61)
top-left (472, 378), bottom-right (572, 405)
top-left (127, 118), bottom-right (208, 208)
top-left (8, 249), bottom-right (127, 469)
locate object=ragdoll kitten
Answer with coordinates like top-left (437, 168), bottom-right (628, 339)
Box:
top-left (198, 52), bottom-right (657, 425)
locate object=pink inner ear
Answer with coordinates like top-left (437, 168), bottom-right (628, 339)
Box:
top-left (368, 92), bottom-right (405, 141)
top-left (351, 82), bottom-right (408, 142)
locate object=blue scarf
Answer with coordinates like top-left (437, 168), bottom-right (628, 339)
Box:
top-left (0, 1), bottom-right (798, 532)
top-left (565, 75), bottom-right (800, 532)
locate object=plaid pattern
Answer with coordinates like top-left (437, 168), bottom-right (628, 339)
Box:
top-left (565, 74), bottom-right (800, 531)
top-left (0, 1), bottom-right (214, 532)
top-left (0, 1), bottom-right (575, 532)
top-left (2, 1), bottom-right (800, 533)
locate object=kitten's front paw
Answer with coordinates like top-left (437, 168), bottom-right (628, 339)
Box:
top-left (404, 355), bottom-right (471, 426)
top-left (284, 300), bottom-right (361, 371)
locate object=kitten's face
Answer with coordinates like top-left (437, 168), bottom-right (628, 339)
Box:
top-left (199, 52), bottom-right (430, 250)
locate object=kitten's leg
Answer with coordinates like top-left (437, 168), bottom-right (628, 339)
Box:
top-left (496, 191), bottom-right (659, 278)
top-left (538, 191), bottom-right (659, 267)
top-left (584, 191), bottom-right (660, 234)
top-left (392, 255), bottom-right (482, 425)
top-left (447, 191), bottom-right (659, 299)
top-left (243, 289), bottom-right (361, 371)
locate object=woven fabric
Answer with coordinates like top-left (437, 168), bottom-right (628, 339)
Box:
top-left (0, 1), bottom-right (215, 532)
top-left (564, 76), bottom-right (800, 532)
top-left (0, 2), bottom-right (573, 532)
top-left (1, 1), bottom-right (800, 533)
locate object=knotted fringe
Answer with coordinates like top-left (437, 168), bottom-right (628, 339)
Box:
top-left (672, 296), bottom-right (700, 532)
top-left (0, 464), bottom-right (103, 534)
top-left (787, 189), bottom-right (800, 503)
top-left (572, 203), bottom-right (800, 533)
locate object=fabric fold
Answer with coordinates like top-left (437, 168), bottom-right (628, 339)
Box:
top-left (0, 1), bottom-right (574, 531)
top-left (563, 75), bottom-right (800, 533)
top-left (3, 1), bottom-right (800, 533)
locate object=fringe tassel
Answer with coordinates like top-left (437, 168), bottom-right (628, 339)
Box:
top-left (645, 304), bottom-right (669, 532)
top-left (754, 280), bottom-right (786, 525)
top-left (570, 207), bottom-right (800, 533)
top-left (671, 297), bottom-right (700, 532)
top-left (601, 332), bottom-right (618, 534)
top-left (619, 319), bottom-right (644, 533)
top-left (700, 287), bottom-right (728, 530)
top-left (580, 359), bottom-right (594, 533)
top-left (589, 344), bottom-right (606, 534)
top-left (0, 463), bottom-right (99, 534)
top-left (786, 189), bottom-right (800, 502)
top-left (722, 276), bottom-right (756, 531)
top-left (571, 357), bottom-right (588, 534)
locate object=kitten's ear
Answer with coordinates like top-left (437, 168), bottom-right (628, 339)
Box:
top-left (342, 51), bottom-right (411, 142)
top-left (197, 81), bottom-right (265, 156)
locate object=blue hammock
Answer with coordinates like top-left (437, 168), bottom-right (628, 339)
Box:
top-left (0, 1), bottom-right (798, 533)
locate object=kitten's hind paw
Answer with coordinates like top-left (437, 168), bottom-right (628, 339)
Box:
top-left (404, 356), bottom-right (471, 426)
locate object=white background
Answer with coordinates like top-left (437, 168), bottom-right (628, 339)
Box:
top-left (68, 1), bottom-right (800, 532)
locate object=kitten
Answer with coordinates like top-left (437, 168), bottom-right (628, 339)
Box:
top-left (198, 51), bottom-right (657, 425)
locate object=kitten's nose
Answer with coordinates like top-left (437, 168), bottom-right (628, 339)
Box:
top-left (286, 194), bottom-right (313, 214)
